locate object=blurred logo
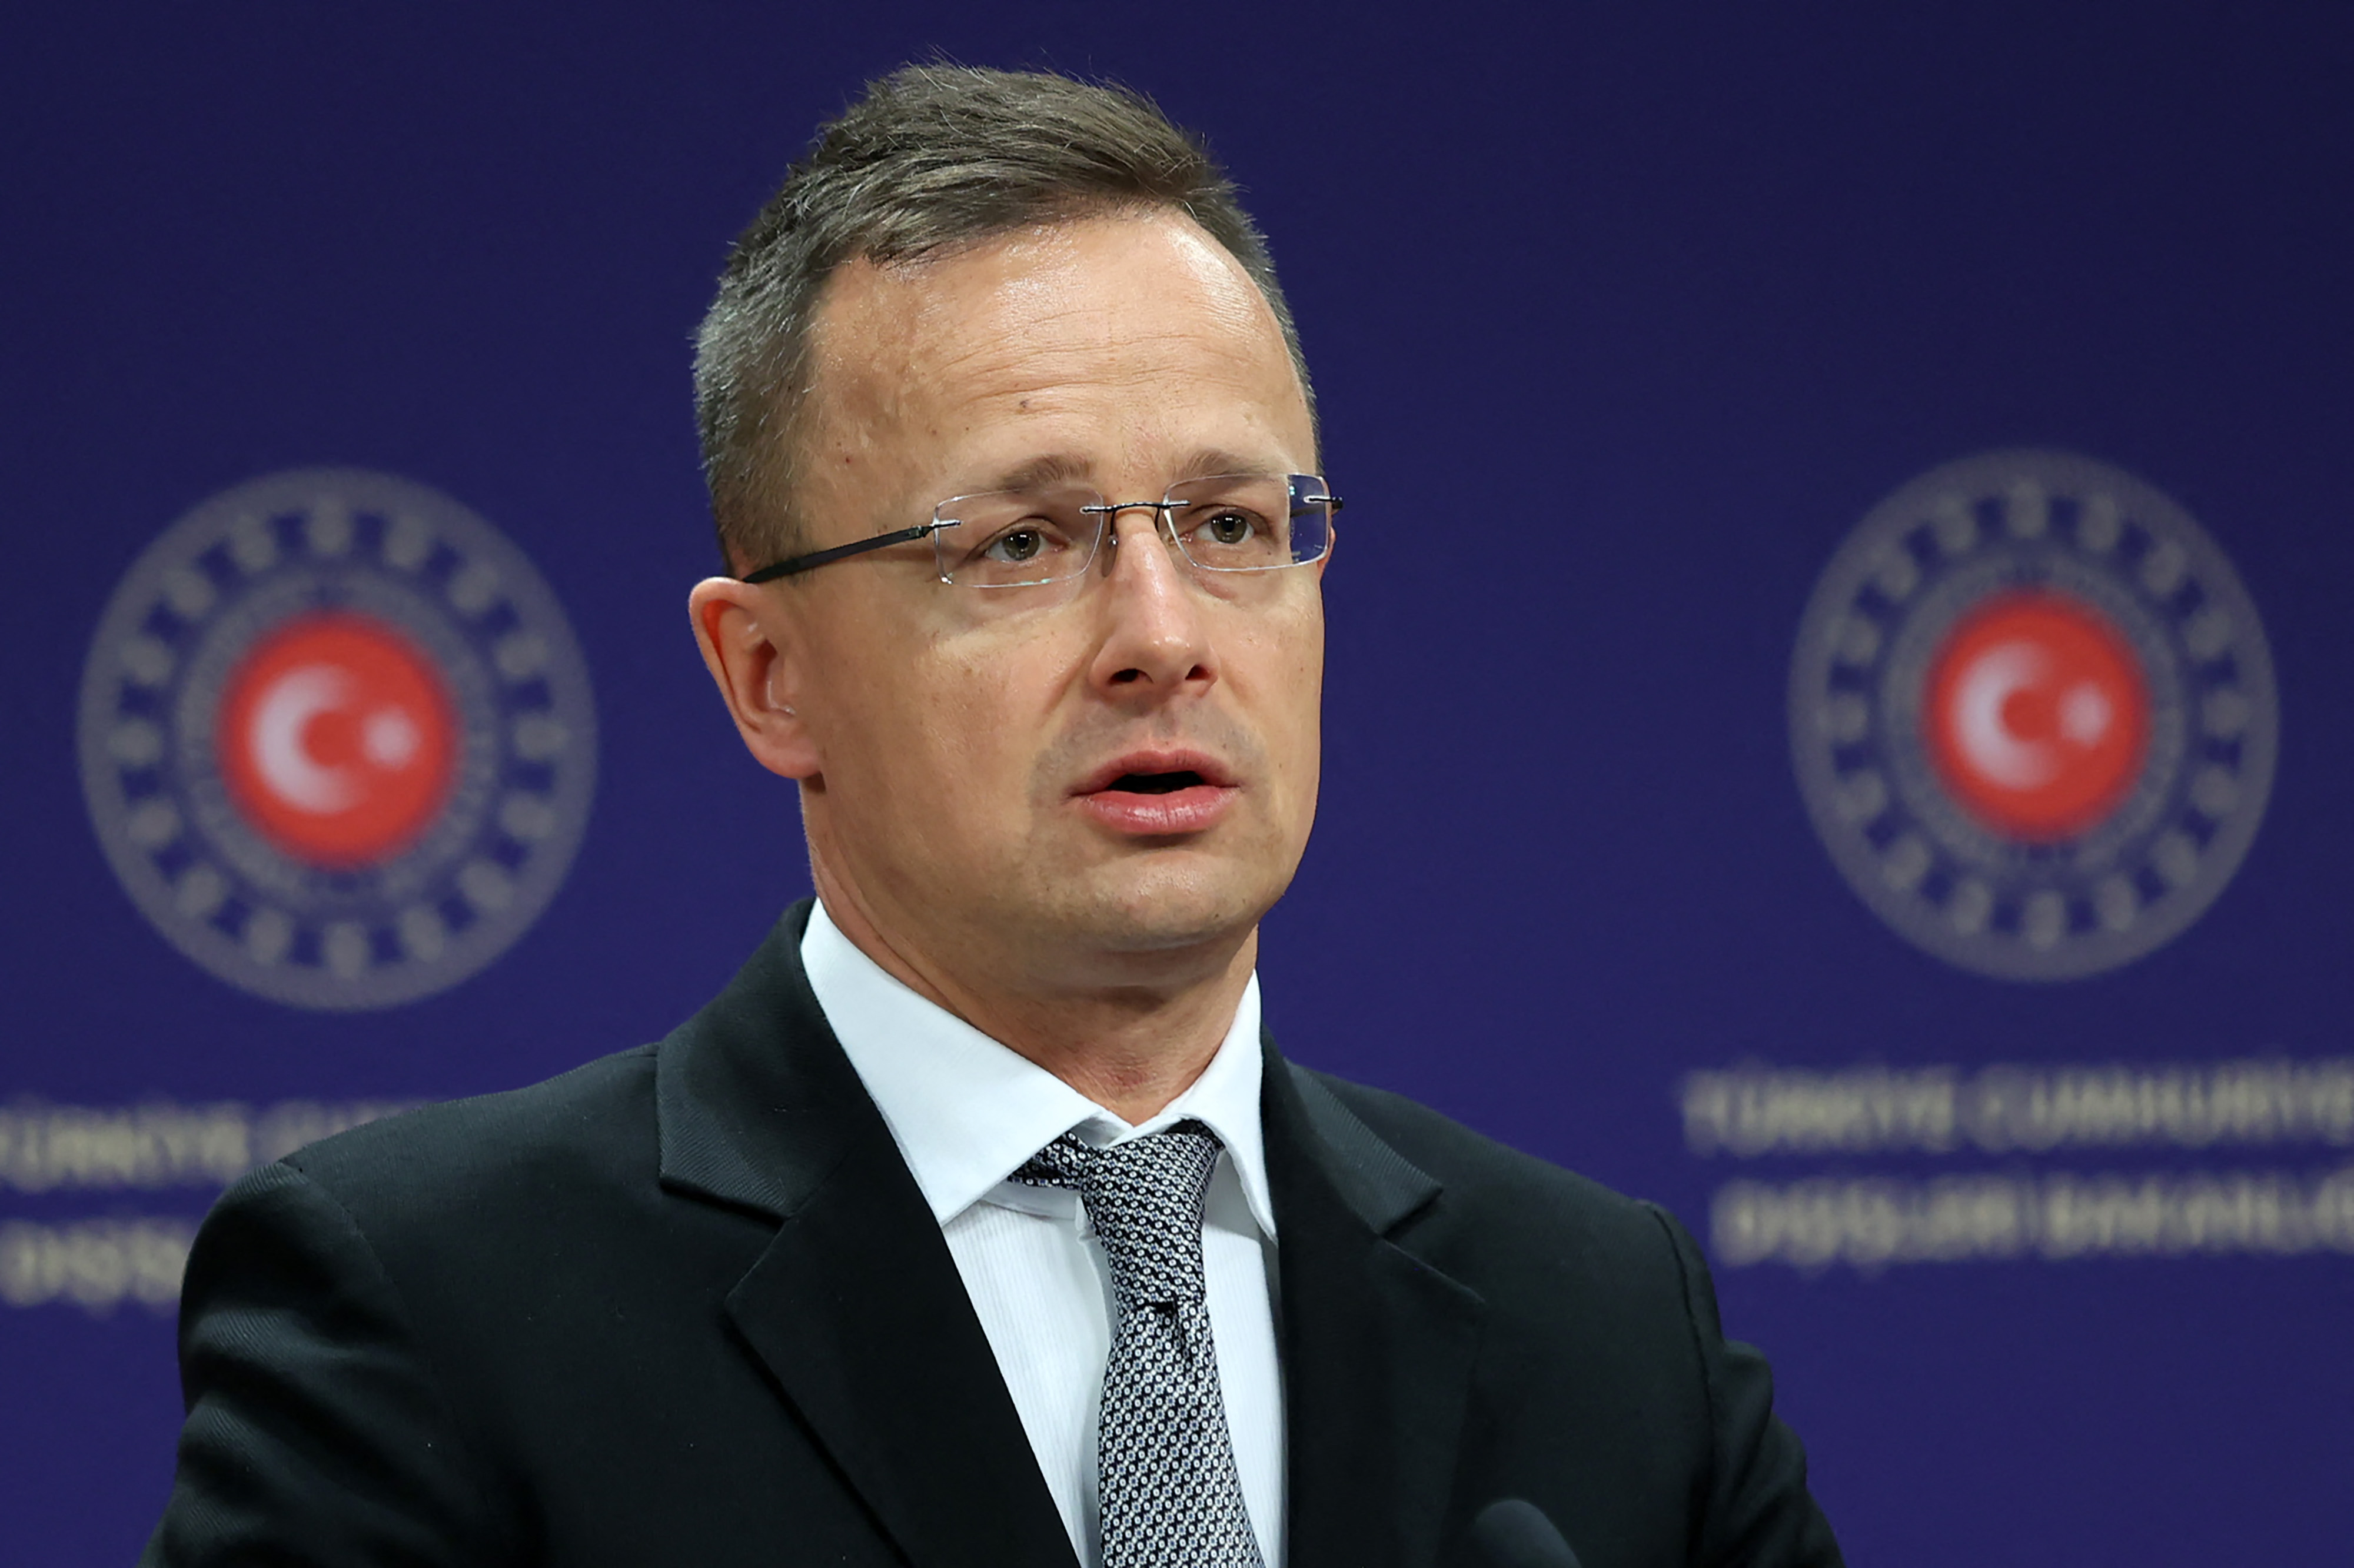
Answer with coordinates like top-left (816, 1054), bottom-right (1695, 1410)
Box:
top-left (1790, 451), bottom-right (2275, 980)
top-left (78, 470), bottom-right (596, 1009)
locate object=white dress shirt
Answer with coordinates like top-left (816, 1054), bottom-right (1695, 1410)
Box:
top-left (802, 901), bottom-right (1285, 1567)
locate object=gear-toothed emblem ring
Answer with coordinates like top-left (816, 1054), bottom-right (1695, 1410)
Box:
top-left (1790, 450), bottom-right (2276, 981)
top-left (78, 470), bottom-right (597, 1010)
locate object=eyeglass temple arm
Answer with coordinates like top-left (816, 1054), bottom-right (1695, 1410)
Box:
top-left (737, 519), bottom-right (962, 584)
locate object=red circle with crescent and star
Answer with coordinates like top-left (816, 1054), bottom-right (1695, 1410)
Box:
top-left (1922, 590), bottom-right (2150, 842)
top-left (217, 612), bottom-right (459, 868)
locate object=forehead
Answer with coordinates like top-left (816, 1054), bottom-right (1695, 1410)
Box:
top-left (800, 211), bottom-right (1313, 504)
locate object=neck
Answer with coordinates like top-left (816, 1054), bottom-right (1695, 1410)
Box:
top-left (809, 858), bottom-right (1254, 1126)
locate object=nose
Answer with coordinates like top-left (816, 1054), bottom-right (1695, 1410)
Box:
top-left (1086, 507), bottom-right (1217, 700)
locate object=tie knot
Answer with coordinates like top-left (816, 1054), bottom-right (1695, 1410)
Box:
top-left (1016, 1121), bottom-right (1223, 1306)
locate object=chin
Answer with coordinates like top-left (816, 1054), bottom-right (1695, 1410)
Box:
top-left (1052, 858), bottom-right (1281, 957)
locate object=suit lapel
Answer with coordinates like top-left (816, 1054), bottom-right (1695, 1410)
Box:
top-left (1265, 1047), bottom-right (1485, 1568)
top-left (723, 1138), bottom-right (1081, 1568)
top-left (656, 904), bottom-right (1079, 1568)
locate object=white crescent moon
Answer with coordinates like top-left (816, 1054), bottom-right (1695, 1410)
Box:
top-left (1952, 640), bottom-right (2057, 791)
top-left (250, 664), bottom-right (361, 814)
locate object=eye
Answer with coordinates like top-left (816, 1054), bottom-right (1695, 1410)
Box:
top-left (986, 526), bottom-right (1049, 564)
top-left (1198, 509), bottom-right (1259, 545)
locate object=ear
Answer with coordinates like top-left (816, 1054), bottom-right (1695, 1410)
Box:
top-left (687, 576), bottom-right (822, 780)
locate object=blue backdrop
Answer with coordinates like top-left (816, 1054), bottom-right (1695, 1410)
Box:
top-left (6, 4), bottom-right (2350, 1563)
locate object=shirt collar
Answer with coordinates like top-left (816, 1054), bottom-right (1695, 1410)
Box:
top-left (801, 899), bottom-right (1276, 1240)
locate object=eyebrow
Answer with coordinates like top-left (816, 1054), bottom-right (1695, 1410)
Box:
top-left (963, 448), bottom-right (1298, 497)
top-left (1169, 448), bottom-right (1290, 482)
top-left (972, 453), bottom-right (1095, 494)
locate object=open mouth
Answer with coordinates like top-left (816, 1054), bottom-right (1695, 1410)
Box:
top-left (1105, 770), bottom-right (1208, 796)
top-left (1072, 753), bottom-right (1237, 834)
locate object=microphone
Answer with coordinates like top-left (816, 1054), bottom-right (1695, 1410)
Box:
top-left (1459, 1498), bottom-right (1581, 1568)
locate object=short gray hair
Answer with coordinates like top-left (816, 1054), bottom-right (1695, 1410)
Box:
top-left (692, 63), bottom-right (1315, 572)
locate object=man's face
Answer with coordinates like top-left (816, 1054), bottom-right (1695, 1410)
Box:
top-left (770, 211), bottom-right (1324, 988)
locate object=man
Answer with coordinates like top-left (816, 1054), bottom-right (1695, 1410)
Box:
top-left (145, 66), bottom-right (1842, 1568)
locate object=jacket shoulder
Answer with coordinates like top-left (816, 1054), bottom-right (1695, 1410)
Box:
top-left (278, 1042), bottom-right (661, 1223)
top-left (1294, 1064), bottom-right (1681, 1261)
top-left (1292, 1071), bottom-right (1843, 1566)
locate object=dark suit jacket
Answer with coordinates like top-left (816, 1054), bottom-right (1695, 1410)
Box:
top-left (145, 902), bottom-right (1841, 1567)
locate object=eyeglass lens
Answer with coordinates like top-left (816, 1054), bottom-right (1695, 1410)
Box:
top-left (931, 474), bottom-right (1334, 588)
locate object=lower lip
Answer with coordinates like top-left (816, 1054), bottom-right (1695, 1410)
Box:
top-left (1073, 784), bottom-right (1239, 836)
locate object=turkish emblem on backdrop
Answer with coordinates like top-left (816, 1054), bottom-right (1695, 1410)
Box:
top-left (1789, 451), bottom-right (2277, 981)
top-left (78, 470), bottom-right (596, 1009)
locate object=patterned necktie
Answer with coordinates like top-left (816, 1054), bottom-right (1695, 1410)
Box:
top-left (1018, 1121), bottom-right (1268, 1568)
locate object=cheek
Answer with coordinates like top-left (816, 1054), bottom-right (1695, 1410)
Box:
top-left (810, 627), bottom-right (992, 820)
top-left (1245, 607), bottom-right (1326, 763)
top-left (907, 633), bottom-right (1073, 809)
